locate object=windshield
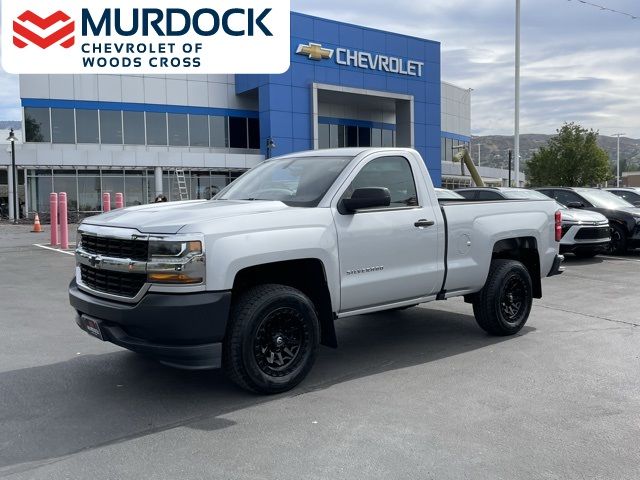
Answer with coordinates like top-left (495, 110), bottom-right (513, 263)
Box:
top-left (501, 189), bottom-right (550, 200)
top-left (575, 189), bottom-right (634, 209)
top-left (214, 156), bottom-right (353, 207)
top-left (435, 188), bottom-right (464, 199)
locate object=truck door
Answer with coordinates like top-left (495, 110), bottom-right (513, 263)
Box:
top-left (332, 154), bottom-right (444, 312)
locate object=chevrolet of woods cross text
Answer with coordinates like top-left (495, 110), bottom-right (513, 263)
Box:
top-left (1, 0), bottom-right (290, 74)
top-left (69, 148), bottom-right (564, 394)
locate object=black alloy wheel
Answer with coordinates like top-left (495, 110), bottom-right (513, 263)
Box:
top-left (223, 284), bottom-right (320, 394)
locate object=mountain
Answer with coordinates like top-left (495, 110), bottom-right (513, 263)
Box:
top-left (471, 134), bottom-right (640, 173)
top-left (0, 121), bottom-right (21, 130)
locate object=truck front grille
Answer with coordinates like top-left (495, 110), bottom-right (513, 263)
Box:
top-left (575, 226), bottom-right (610, 240)
top-left (81, 234), bottom-right (148, 261)
top-left (80, 264), bottom-right (146, 298)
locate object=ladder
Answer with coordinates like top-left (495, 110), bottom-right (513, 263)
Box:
top-left (174, 169), bottom-right (189, 201)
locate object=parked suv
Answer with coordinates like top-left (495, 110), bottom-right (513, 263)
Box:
top-left (536, 187), bottom-right (640, 254)
top-left (606, 187), bottom-right (640, 207)
top-left (455, 187), bottom-right (610, 257)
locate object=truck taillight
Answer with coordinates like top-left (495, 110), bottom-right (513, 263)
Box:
top-left (555, 210), bottom-right (562, 242)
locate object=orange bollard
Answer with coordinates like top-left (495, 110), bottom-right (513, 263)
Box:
top-left (50, 193), bottom-right (58, 246)
top-left (59, 192), bottom-right (69, 250)
top-left (115, 192), bottom-right (124, 209)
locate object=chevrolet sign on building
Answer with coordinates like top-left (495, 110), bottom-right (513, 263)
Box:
top-left (10, 12), bottom-right (472, 222)
top-left (297, 42), bottom-right (424, 77)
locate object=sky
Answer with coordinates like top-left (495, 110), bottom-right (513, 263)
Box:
top-left (0, 0), bottom-right (639, 137)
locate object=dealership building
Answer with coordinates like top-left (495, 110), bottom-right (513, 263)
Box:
top-left (3, 12), bottom-right (486, 220)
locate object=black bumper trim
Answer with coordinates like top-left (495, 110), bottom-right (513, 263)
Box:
top-left (548, 254), bottom-right (565, 277)
top-left (70, 279), bottom-right (231, 369)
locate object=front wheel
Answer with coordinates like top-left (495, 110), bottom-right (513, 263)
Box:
top-left (607, 224), bottom-right (628, 255)
top-left (223, 284), bottom-right (320, 394)
top-left (472, 259), bottom-right (533, 336)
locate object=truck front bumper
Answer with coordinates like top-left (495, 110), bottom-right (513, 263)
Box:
top-left (69, 279), bottom-right (231, 369)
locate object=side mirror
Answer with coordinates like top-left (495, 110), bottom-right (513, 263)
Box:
top-left (340, 187), bottom-right (391, 214)
top-left (566, 201), bottom-right (584, 209)
top-left (634, 201), bottom-right (640, 208)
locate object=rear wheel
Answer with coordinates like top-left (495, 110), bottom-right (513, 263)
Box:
top-left (607, 224), bottom-right (628, 255)
top-left (223, 284), bottom-right (320, 394)
top-left (473, 259), bottom-right (533, 336)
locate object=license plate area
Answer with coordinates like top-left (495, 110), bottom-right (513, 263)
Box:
top-left (82, 315), bottom-right (104, 341)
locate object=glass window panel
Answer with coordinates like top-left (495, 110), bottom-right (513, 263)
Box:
top-left (229, 116), bottom-right (248, 149)
top-left (210, 116), bottom-right (228, 148)
top-left (382, 129), bottom-right (393, 147)
top-left (100, 110), bottom-right (123, 144)
top-left (189, 115), bottom-right (209, 147)
top-left (146, 112), bottom-right (167, 146)
top-left (124, 173), bottom-right (146, 206)
top-left (168, 113), bottom-right (188, 146)
top-left (318, 124), bottom-right (330, 149)
top-left (29, 176), bottom-right (53, 215)
top-left (445, 138), bottom-right (453, 162)
top-left (51, 109), bottom-right (75, 144)
top-left (343, 156), bottom-right (418, 208)
top-left (76, 110), bottom-right (99, 144)
top-left (248, 118), bottom-right (260, 149)
top-left (337, 125), bottom-right (346, 148)
top-left (102, 175), bottom-right (125, 209)
top-left (24, 107), bottom-right (51, 143)
top-left (371, 128), bottom-right (382, 147)
top-left (441, 137), bottom-right (446, 163)
top-left (123, 111), bottom-right (145, 145)
top-left (358, 127), bottom-right (371, 147)
top-left (329, 124), bottom-right (339, 148)
top-left (78, 175), bottom-right (101, 212)
top-left (210, 175), bottom-right (227, 196)
top-left (346, 126), bottom-right (358, 147)
top-left (53, 175), bottom-right (78, 211)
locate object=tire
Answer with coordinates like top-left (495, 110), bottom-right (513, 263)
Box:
top-left (607, 224), bottom-right (628, 255)
top-left (223, 284), bottom-right (320, 394)
top-left (472, 259), bottom-right (533, 336)
top-left (574, 250), bottom-right (599, 259)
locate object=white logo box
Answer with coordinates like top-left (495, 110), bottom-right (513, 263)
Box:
top-left (2, 0), bottom-right (290, 74)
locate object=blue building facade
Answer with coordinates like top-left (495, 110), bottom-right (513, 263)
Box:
top-left (238, 12), bottom-right (443, 185)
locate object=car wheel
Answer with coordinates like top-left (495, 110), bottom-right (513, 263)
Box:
top-left (607, 224), bottom-right (628, 255)
top-left (473, 259), bottom-right (533, 336)
top-left (223, 284), bottom-right (320, 394)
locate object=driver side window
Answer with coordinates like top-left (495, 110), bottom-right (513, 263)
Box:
top-left (342, 156), bottom-right (418, 208)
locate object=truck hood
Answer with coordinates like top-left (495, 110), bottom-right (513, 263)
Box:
top-left (81, 200), bottom-right (291, 234)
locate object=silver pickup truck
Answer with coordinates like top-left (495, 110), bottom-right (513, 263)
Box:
top-left (69, 148), bottom-right (563, 393)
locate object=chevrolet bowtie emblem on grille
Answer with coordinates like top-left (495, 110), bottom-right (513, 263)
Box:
top-left (296, 42), bottom-right (334, 61)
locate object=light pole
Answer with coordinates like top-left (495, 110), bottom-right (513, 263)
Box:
top-left (514, 0), bottom-right (521, 187)
top-left (613, 133), bottom-right (626, 187)
top-left (6, 129), bottom-right (18, 224)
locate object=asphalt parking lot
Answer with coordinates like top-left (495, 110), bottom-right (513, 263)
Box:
top-left (1, 225), bottom-right (639, 480)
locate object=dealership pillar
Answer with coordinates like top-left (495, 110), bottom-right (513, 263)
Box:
top-left (154, 167), bottom-right (163, 198)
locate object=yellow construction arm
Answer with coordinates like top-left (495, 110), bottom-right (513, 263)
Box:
top-left (453, 148), bottom-right (485, 187)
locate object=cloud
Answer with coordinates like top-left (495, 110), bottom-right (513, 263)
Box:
top-left (1, 0), bottom-right (639, 137)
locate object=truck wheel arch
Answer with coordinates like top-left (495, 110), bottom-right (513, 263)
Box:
top-left (231, 259), bottom-right (338, 348)
top-left (490, 237), bottom-right (542, 299)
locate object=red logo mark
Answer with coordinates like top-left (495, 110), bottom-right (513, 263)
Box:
top-left (13, 11), bottom-right (75, 49)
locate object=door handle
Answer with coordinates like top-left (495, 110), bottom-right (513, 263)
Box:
top-left (414, 219), bottom-right (435, 228)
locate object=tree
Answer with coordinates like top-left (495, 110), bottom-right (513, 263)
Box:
top-left (526, 123), bottom-right (611, 187)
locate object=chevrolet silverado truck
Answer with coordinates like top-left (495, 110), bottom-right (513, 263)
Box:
top-left (69, 148), bottom-right (563, 394)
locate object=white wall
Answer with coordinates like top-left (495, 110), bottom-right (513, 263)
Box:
top-left (441, 82), bottom-right (471, 137)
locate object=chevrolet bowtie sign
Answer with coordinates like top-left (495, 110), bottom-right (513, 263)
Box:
top-left (296, 42), bottom-right (424, 77)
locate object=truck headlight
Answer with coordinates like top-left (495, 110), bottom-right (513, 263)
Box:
top-left (147, 239), bottom-right (205, 285)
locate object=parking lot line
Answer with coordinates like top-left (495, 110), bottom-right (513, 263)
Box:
top-left (33, 244), bottom-right (75, 256)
